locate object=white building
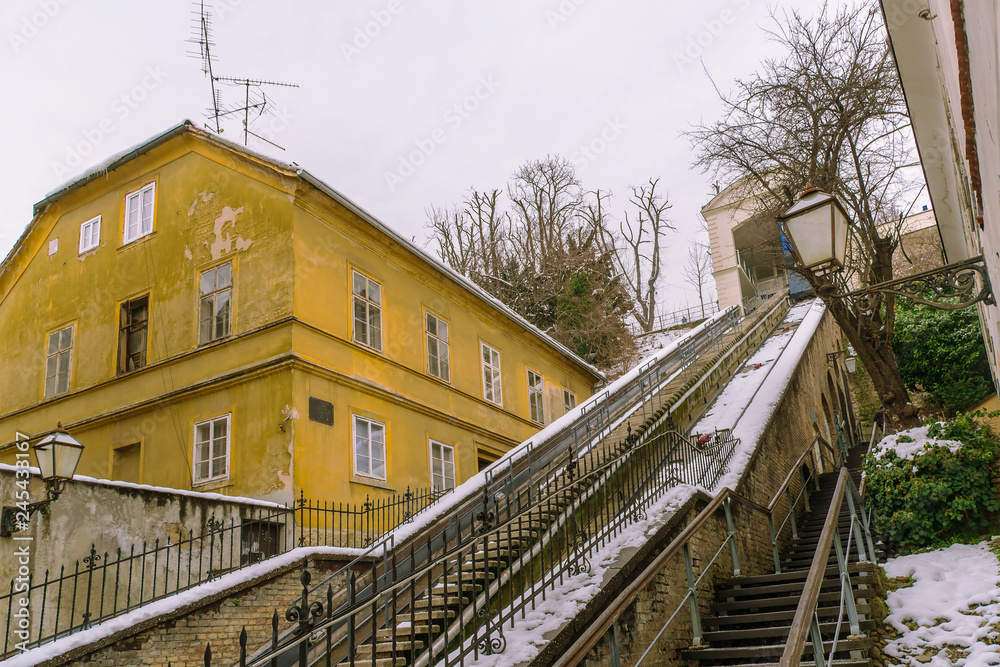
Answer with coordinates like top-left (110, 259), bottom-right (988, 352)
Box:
top-left (701, 178), bottom-right (790, 312)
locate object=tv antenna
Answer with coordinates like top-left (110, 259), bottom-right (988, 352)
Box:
top-left (187, 1), bottom-right (298, 150)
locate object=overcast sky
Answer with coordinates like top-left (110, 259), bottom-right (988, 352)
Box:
top-left (1, 0), bottom-right (830, 312)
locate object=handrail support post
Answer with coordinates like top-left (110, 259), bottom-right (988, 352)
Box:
top-left (768, 515), bottom-right (781, 574)
top-left (723, 497), bottom-right (741, 576)
top-left (833, 527), bottom-right (861, 637)
top-left (785, 488), bottom-right (798, 539)
top-left (844, 489), bottom-right (868, 563)
top-left (809, 611), bottom-right (827, 667)
top-left (682, 544), bottom-right (703, 646)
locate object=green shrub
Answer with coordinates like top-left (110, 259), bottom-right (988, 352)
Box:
top-left (863, 413), bottom-right (1000, 551)
top-left (891, 303), bottom-right (993, 414)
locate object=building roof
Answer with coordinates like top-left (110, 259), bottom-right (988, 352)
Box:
top-left (4, 120), bottom-right (605, 382)
top-left (879, 0), bottom-right (969, 263)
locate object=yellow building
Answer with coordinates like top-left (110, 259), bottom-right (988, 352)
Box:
top-left (0, 121), bottom-right (602, 505)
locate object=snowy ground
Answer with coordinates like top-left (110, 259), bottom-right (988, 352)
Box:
top-left (883, 541), bottom-right (1000, 667)
top-left (693, 299), bottom-right (816, 439)
top-left (633, 327), bottom-right (689, 359)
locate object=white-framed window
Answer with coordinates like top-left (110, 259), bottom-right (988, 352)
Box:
top-left (352, 270), bottom-right (383, 352)
top-left (79, 216), bottom-right (101, 254)
top-left (481, 343), bottom-right (502, 405)
top-left (563, 389), bottom-right (577, 414)
top-left (527, 369), bottom-right (545, 425)
top-left (199, 262), bottom-right (233, 344)
top-left (193, 414), bottom-right (230, 484)
top-left (44, 325), bottom-right (74, 398)
top-left (123, 183), bottom-right (155, 244)
top-left (430, 440), bottom-right (455, 492)
top-left (353, 415), bottom-right (386, 480)
top-left (426, 311), bottom-right (450, 382)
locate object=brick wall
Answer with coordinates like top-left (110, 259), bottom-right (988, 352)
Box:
top-left (29, 555), bottom-right (364, 667)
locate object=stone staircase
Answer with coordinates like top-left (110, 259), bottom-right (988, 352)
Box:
top-left (683, 450), bottom-right (879, 667)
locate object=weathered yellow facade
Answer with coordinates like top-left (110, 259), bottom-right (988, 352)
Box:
top-left (0, 122), bottom-right (602, 505)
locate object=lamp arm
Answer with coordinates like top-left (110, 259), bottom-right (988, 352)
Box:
top-left (833, 255), bottom-right (993, 313)
top-left (0, 498), bottom-right (53, 538)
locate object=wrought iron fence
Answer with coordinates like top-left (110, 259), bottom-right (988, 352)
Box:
top-left (630, 302), bottom-right (723, 335)
top-left (1, 487), bottom-right (446, 659)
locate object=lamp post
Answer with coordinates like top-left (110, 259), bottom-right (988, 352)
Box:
top-left (778, 187), bottom-right (994, 312)
top-left (1, 424), bottom-right (84, 537)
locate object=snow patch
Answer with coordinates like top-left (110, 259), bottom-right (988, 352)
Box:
top-left (884, 542), bottom-right (1000, 666)
top-left (691, 298), bottom-right (826, 492)
top-left (0, 463), bottom-right (286, 509)
top-left (3, 546), bottom-right (367, 667)
top-left (874, 424), bottom-right (963, 461)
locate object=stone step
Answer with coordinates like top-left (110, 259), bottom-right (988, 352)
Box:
top-left (717, 573), bottom-right (874, 600)
top-left (702, 618), bottom-right (876, 643)
top-left (681, 636), bottom-right (872, 661)
top-left (716, 563), bottom-right (876, 589)
top-left (354, 638), bottom-right (425, 655)
top-left (703, 603), bottom-right (873, 626)
top-left (411, 594), bottom-right (470, 609)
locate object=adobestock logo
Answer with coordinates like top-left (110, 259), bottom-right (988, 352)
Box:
top-left (51, 65), bottom-right (168, 180)
top-left (341, 0), bottom-right (405, 63)
top-left (571, 116), bottom-right (628, 172)
top-left (671, 0), bottom-right (751, 72)
top-left (384, 74), bottom-right (500, 192)
top-left (7, 0), bottom-right (73, 53)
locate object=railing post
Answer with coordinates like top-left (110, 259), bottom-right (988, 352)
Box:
top-left (768, 515), bottom-right (782, 574)
top-left (723, 497), bottom-right (741, 576)
top-left (682, 544), bottom-right (702, 646)
top-left (809, 611), bottom-right (827, 667)
top-left (608, 621), bottom-right (622, 667)
top-left (348, 571), bottom-right (356, 667)
top-left (854, 486), bottom-right (877, 561)
top-left (785, 488), bottom-right (798, 539)
top-left (844, 489), bottom-right (868, 563)
top-left (81, 544), bottom-right (100, 629)
top-left (832, 527), bottom-right (861, 637)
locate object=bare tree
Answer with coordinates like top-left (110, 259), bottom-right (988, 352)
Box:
top-left (689, 3), bottom-right (922, 427)
top-left (683, 243), bottom-right (714, 319)
top-left (507, 156), bottom-right (583, 272)
top-left (425, 157), bottom-right (635, 372)
top-left (591, 179), bottom-right (674, 332)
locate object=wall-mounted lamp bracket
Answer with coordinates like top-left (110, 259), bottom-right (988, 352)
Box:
top-left (831, 255), bottom-right (993, 315)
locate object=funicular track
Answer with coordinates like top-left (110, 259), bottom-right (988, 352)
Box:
top-left (190, 294), bottom-right (791, 667)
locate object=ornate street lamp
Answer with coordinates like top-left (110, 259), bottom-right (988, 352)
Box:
top-left (778, 186), bottom-right (850, 274)
top-left (1, 424), bottom-right (84, 537)
top-left (33, 425), bottom-right (84, 498)
top-left (779, 187), bottom-right (994, 312)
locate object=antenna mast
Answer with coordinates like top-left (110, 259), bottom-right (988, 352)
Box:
top-left (187, 1), bottom-right (298, 149)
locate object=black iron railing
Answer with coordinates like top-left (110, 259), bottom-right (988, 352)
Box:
top-left (1, 487), bottom-right (446, 658)
top-left (206, 415), bottom-right (741, 666)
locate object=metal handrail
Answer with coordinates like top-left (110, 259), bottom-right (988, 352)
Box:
top-left (779, 467), bottom-right (876, 667)
top-left (552, 432), bottom-right (826, 667)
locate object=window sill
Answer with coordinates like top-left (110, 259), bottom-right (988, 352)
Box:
top-left (350, 475), bottom-right (393, 492)
top-left (118, 231), bottom-right (157, 251)
top-left (192, 477), bottom-right (232, 492)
